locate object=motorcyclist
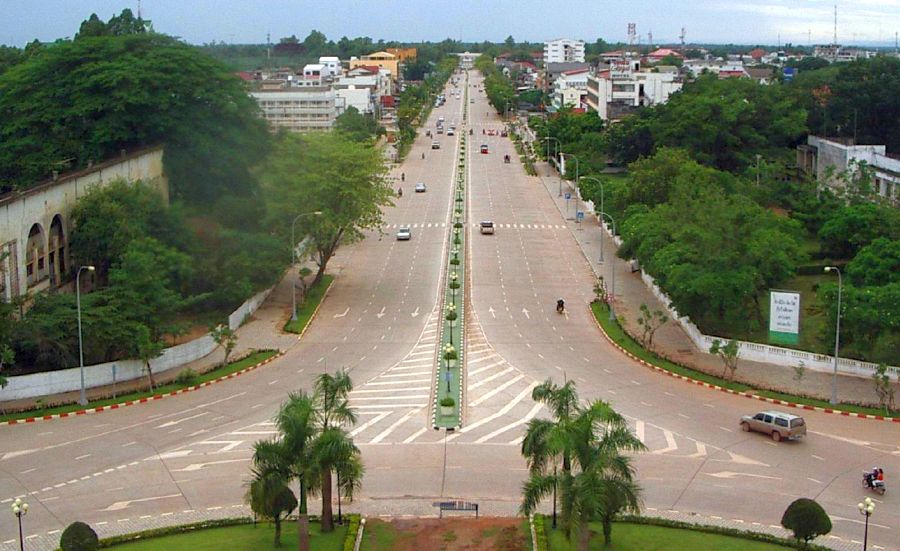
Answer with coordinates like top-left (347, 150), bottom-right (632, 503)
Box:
top-left (422, 152), bottom-right (425, 160)
top-left (401, 172), bottom-right (405, 182)
top-left (556, 299), bottom-right (565, 313)
top-left (397, 187), bottom-right (402, 198)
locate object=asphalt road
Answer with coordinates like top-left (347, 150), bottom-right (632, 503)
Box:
top-left (1, 72), bottom-right (897, 551)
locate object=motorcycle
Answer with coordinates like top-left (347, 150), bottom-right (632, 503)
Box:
top-left (556, 299), bottom-right (565, 314)
top-left (863, 471), bottom-right (886, 495)
top-left (397, 187), bottom-right (403, 198)
top-left (504, 155), bottom-right (510, 164)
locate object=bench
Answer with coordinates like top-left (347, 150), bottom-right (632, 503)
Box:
top-left (434, 500), bottom-right (479, 518)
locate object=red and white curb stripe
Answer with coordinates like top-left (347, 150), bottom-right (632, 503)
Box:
top-left (589, 306), bottom-right (899, 423)
top-left (3, 351), bottom-right (285, 426)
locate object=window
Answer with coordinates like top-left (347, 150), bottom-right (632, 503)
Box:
top-left (763, 415), bottom-right (773, 424)
top-left (774, 418), bottom-right (788, 427)
top-left (753, 413), bottom-right (764, 420)
top-left (790, 418), bottom-right (805, 428)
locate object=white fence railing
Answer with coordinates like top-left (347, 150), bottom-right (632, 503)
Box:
top-left (2, 285), bottom-right (277, 401)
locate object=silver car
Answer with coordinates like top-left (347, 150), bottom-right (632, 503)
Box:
top-left (396, 227), bottom-right (411, 241)
top-left (415, 183), bottom-right (427, 193)
top-left (740, 410), bottom-right (806, 442)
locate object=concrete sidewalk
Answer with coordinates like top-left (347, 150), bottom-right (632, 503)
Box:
top-left (534, 161), bottom-right (897, 408)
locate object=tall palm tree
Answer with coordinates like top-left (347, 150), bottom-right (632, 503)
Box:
top-left (311, 370), bottom-right (359, 532)
top-left (273, 391), bottom-right (317, 551)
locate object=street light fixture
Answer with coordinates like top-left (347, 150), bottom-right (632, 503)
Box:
top-left (561, 153), bottom-right (580, 216)
top-left (449, 272), bottom-right (460, 304)
top-left (11, 497), bottom-right (28, 551)
top-left (290, 211), bottom-right (323, 321)
top-left (599, 212), bottom-right (617, 321)
top-left (580, 176), bottom-right (606, 260)
top-left (824, 266), bottom-right (842, 405)
top-left (76, 265), bottom-right (95, 406)
top-left (858, 497), bottom-right (875, 551)
top-left (443, 343), bottom-right (456, 392)
top-left (446, 303), bottom-right (457, 345)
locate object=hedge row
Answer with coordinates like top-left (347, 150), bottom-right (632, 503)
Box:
top-left (342, 514), bottom-right (362, 551)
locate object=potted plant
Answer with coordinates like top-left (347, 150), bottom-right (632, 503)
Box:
top-left (440, 396), bottom-right (455, 416)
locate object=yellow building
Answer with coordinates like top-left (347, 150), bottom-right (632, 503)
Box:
top-left (386, 47), bottom-right (417, 62)
top-left (349, 51), bottom-right (399, 81)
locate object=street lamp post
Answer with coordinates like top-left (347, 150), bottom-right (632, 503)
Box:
top-left (599, 212), bottom-right (616, 321)
top-left (824, 266), bottom-right (842, 405)
top-left (538, 137), bottom-right (562, 193)
top-left (580, 176), bottom-right (606, 260)
top-left (11, 497), bottom-right (28, 551)
top-left (443, 343), bottom-right (456, 392)
top-left (449, 272), bottom-right (459, 304)
top-left (561, 153), bottom-right (580, 217)
top-left (858, 497), bottom-right (875, 551)
top-left (446, 303), bottom-right (457, 345)
top-left (76, 265), bottom-right (95, 406)
top-left (290, 211), bottom-right (323, 321)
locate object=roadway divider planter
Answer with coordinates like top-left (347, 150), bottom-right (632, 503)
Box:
top-left (432, 76), bottom-right (469, 430)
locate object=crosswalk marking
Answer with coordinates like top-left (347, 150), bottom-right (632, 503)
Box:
top-left (349, 412), bottom-right (392, 437)
top-left (351, 387), bottom-right (430, 393)
top-left (458, 383), bottom-right (537, 435)
top-left (370, 408), bottom-right (422, 444)
top-left (469, 367), bottom-right (515, 389)
top-left (469, 375), bottom-right (525, 407)
top-left (474, 403), bottom-right (544, 443)
top-left (469, 360), bottom-right (505, 376)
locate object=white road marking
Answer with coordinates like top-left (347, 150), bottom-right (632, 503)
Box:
top-left (156, 412), bottom-right (209, 429)
top-left (811, 454), bottom-right (826, 461)
top-left (349, 412), bottom-right (393, 437)
top-left (173, 458), bottom-right (248, 472)
top-left (403, 427), bottom-right (429, 444)
top-left (469, 367), bottom-right (515, 389)
top-left (370, 408), bottom-right (421, 443)
top-left (100, 494), bottom-right (182, 512)
top-left (469, 375), bottom-right (525, 407)
top-left (460, 383), bottom-right (538, 434)
top-left (635, 421), bottom-right (645, 443)
top-left (75, 454), bottom-right (91, 460)
top-left (333, 307), bottom-right (350, 318)
top-left (475, 403), bottom-right (544, 443)
top-left (469, 360), bottom-right (506, 376)
top-left (706, 471), bottom-right (781, 480)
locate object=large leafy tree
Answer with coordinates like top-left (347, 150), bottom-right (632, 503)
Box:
top-left (260, 133), bottom-right (393, 285)
top-left (520, 380), bottom-right (645, 550)
top-left (0, 28), bottom-right (269, 200)
top-left (334, 106), bottom-right (381, 143)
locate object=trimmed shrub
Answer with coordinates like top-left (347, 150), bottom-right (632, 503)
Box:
top-left (781, 498), bottom-right (832, 546)
top-left (175, 368), bottom-right (199, 386)
top-left (342, 514), bottom-right (361, 551)
top-left (60, 521), bottom-right (99, 551)
top-left (440, 396), bottom-right (455, 407)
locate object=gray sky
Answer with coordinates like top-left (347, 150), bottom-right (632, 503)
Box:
top-left (1, 0), bottom-right (898, 47)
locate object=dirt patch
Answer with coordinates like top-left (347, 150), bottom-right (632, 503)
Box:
top-left (363, 517), bottom-right (528, 551)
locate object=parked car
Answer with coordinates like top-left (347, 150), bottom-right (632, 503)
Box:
top-left (447, 128), bottom-right (454, 136)
top-left (740, 410), bottom-right (807, 441)
top-left (396, 227), bottom-right (411, 241)
top-left (480, 144), bottom-right (489, 154)
top-left (432, 141), bottom-right (440, 149)
top-left (415, 183), bottom-right (427, 193)
top-left (480, 221), bottom-right (495, 234)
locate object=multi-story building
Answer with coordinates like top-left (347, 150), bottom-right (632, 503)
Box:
top-left (551, 69), bottom-right (590, 111)
top-left (251, 87), bottom-right (344, 133)
top-left (544, 38), bottom-right (585, 64)
top-left (585, 60), bottom-right (682, 121)
top-left (349, 51), bottom-right (400, 83)
top-left (797, 136), bottom-right (900, 204)
top-left (318, 56), bottom-right (342, 78)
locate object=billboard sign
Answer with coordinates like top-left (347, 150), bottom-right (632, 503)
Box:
top-left (769, 290), bottom-right (800, 345)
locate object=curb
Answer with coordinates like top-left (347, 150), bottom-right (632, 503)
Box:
top-left (589, 304), bottom-right (900, 423)
top-left (2, 351), bottom-right (285, 426)
top-left (296, 278), bottom-right (335, 340)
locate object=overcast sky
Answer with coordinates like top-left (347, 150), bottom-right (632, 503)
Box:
top-left (1, 0), bottom-right (898, 47)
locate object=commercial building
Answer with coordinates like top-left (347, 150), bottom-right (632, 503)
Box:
top-left (544, 38), bottom-right (585, 64)
top-left (251, 87), bottom-right (343, 133)
top-left (551, 68), bottom-right (590, 111)
top-left (585, 60), bottom-right (683, 121)
top-left (349, 51), bottom-right (400, 83)
top-left (797, 136), bottom-right (899, 204)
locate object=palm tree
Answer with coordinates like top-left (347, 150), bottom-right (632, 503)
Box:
top-left (245, 444), bottom-right (297, 547)
top-left (311, 370), bottom-right (359, 532)
top-left (272, 391), bottom-right (317, 551)
top-left (520, 380), bottom-right (646, 549)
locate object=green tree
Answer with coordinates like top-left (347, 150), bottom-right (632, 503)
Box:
top-left (334, 106), bottom-right (380, 142)
top-left (710, 338), bottom-right (740, 380)
top-left (245, 463), bottom-right (297, 547)
top-left (818, 204), bottom-right (900, 260)
top-left (780, 498), bottom-right (832, 547)
top-left (59, 521), bottom-right (99, 551)
top-left (260, 133), bottom-right (393, 285)
top-left (520, 382), bottom-right (645, 550)
top-left (846, 237), bottom-right (900, 287)
top-left (134, 324), bottom-right (163, 391)
top-left (0, 32), bottom-right (269, 201)
top-left (636, 303), bottom-right (668, 350)
top-left (211, 324), bottom-right (238, 367)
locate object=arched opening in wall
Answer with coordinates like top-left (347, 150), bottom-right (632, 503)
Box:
top-left (49, 215), bottom-right (66, 288)
top-left (25, 223), bottom-right (46, 289)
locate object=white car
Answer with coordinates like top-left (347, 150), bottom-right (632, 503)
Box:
top-left (396, 227), bottom-right (411, 241)
top-left (415, 183), bottom-right (427, 193)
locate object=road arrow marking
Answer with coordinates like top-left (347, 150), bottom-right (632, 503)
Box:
top-left (376, 306), bottom-right (386, 319)
top-left (488, 307), bottom-right (496, 318)
top-left (173, 458), bottom-right (248, 472)
top-left (334, 307), bottom-right (350, 318)
top-left (100, 494), bottom-right (182, 512)
top-left (144, 450), bottom-right (193, 461)
top-left (522, 307), bottom-right (530, 319)
top-left (156, 412), bottom-right (209, 429)
top-left (705, 471), bottom-right (781, 481)
top-left (411, 307), bottom-right (419, 318)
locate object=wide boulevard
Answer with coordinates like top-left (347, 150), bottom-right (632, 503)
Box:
top-left (1, 72), bottom-right (897, 551)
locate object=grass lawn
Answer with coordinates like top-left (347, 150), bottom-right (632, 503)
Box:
top-left (697, 273), bottom-right (831, 356)
top-left (1, 350), bottom-right (277, 422)
top-left (105, 521), bottom-right (346, 550)
top-left (284, 275), bottom-right (334, 334)
top-left (591, 301), bottom-right (898, 417)
top-left (547, 522), bottom-right (794, 550)
top-left (361, 518), bottom-right (528, 551)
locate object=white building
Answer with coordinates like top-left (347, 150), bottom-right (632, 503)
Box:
top-left (797, 136), bottom-right (900, 204)
top-left (585, 60), bottom-right (682, 121)
top-left (318, 56), bottom-right (341, 78)
top-left (551, 69), bottom-right (590, 110)
top-left (544, 38), bottom-right (585, 64)
top-left (251, 88), bottom-right (344, 133)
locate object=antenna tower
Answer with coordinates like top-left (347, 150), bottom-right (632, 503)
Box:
top-left (137, 0), bottom-right (141, 19)
top-left (679, 27), bottom-right (686, 52)
top-left (648, 31), bottom-right (653, 50)
top-left (627, 23), bottom-right (637, 48)
top-left (833, 4), bottom-right (838, 45)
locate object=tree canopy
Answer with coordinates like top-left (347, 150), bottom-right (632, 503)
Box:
top-left (0, 27), bottom-right (269, 201)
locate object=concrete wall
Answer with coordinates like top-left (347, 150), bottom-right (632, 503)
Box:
top-left (0, 147), bottom-right (167, 299)
top-left (0, 285), bottom-right (276, 401)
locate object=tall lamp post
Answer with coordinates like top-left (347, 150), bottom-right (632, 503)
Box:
top-left (580, 176), bottom-right (606, 260)
top-left (858, 497), bottom-right (875, 551)
top-left (77, 265), bottom-right (95, 406)
top-left (824, 266), bottom-right (842, 405)
top-left (539, 136), bottom-right (562, 194)
top-left (446, 303), bottom-right (457, 345)
top-left (11, 497), bottom-right (28, 551)
top-left (561, 153), bottom-right (580, 216)
top-left (290, 211), bottom-right (323, 321)
top-left (599, 212), bottom-right (617, 321)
